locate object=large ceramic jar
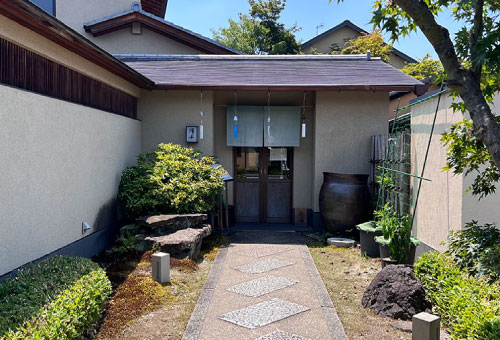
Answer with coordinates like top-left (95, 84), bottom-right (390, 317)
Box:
top-left (319, 172), bottom-right (370, 234)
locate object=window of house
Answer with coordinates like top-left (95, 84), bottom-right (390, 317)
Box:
top-left (29, 0), bottom-right (55, 15)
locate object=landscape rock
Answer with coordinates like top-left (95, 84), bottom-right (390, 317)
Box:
top-left (134, 234), bottom-right (153, 252)
top-left (137, 214), bottom-right (207, 232)
top-left (362, 264), bottom-right (431, 320)
top-left (146, 224), bottom-right (212, 259)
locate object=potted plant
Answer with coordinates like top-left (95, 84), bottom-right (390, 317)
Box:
top-left (373, 204), bottom-right (420, 266)
top-left (356, 221), bottom-right (382, 257)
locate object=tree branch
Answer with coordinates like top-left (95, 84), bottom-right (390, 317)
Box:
top-left (393, 0), bottom-right (500, 171)
top-left (470, 0), bottom-right (484, 79)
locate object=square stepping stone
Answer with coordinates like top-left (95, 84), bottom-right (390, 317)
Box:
top-left (227, 276), bottom-right (299, 297)
top-left (218, 298), bottom-right (310, 329)
top-left (254, 330), bottom-right (311, 340)
top-left (235, 258), bottom-right (295, 274)
top-left (237, 246), bottom-right (291, 258)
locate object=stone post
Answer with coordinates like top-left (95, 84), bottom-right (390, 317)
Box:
top-left (412, 312), bottom-right (440, 340)
top-left (152, 252), bottom-right (170, 283)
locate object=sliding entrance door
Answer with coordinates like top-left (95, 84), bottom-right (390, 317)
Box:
top-left (234, 147), bottom-right (292, 224)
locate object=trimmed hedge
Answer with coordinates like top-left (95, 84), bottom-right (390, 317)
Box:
top-left (0, 256), bottom-right (111, 339)
top-left (414, 251), bottom-right (500, 340)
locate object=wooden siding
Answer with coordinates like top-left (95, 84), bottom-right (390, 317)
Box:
top-left (0, 38), bottom-right (137, 118)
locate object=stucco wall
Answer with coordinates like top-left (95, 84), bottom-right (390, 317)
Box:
top-left (411, 94), bottom-right (500, 251)
top-left (0, 14), bottom-right (140, 97)
top-left (0, 85), bottom-right (141, 276)
top-left (56, 0), bottom-right (133, 36)
top-left (313, 91), bottom-right (389, 211)
top-left (138, 90), bottom-right (215, 157)
top-left (411, 94), bottom-right (463, 251)
top-left (302, 27), bottom-right (359, 54)
top-left (91, 27), bottom-right (203, 55)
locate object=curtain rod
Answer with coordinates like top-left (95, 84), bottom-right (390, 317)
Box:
top-left (213, 104), bottom-right (315, 108)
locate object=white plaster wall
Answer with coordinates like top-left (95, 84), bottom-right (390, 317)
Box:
top-left (313, 91), bottom-right (389, 211)
top-left (411, 93), bottom-right (500, 251)
top-left (0, 14), bottom-right (140, 98)
top-left (138, 90), bottom-right (215, 156)
top-left (56, 0), bottom-right (134, 36)
top-left (90, 27), bottom-right (204, 55)
top-left (0, 85), bottom-right (141, 276)
top-left (411, 94), bottom-right (463, 251)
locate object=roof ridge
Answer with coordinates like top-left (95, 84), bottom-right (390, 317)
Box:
top-left (114, 54), bottom-right (381, 62)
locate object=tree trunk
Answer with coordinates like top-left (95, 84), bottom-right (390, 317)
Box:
top-left (393, 0), bottom-right (500, 171)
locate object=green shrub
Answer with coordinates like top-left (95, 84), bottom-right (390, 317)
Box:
top-left (0, 256), bottom-right (111, 339)
top-left (118, 143), bottom-right (225, 219)
top-left (447, 221), bottom-right (500, 283)
top-left (414, 251), bottom-right (500, 340)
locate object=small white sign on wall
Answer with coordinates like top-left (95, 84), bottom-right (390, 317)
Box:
top-left (186, 126), bottom-right (198, 143)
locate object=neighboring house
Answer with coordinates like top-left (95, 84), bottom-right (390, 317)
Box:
top-left (301, 20), bottom-right (416, 69)
top-left (0, 0), bottom-right (425, 278)
top-left (410, 90), bottom-right (500, 253)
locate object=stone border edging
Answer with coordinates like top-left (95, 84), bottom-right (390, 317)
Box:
top-left (181, 246), bottom-right (229, 340)
top-left (300, 245), bottom-right (349, 340)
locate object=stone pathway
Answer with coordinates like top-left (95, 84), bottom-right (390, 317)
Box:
top-left (182, 231), bottom-right (348, 340)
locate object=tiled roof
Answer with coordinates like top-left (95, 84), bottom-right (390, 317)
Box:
top-left (84, 3), bottom-right (240, 55)
top-left (301, 20), bottom-right (417, 64)
top-left (116, 54), bottom-right (426, 93)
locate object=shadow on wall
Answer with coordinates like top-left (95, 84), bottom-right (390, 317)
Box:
top-left (93, 197), bottom-right (119, 232)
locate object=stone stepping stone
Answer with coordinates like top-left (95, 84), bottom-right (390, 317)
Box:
top-left (237, 246), bottom-right (291, 258)
top-left (254, 330), bottom-right (311, 340)
top-left (235, 258), bottom-right (295, 274)
top-left (218, 298), bottom-right (310, 329)
top-left (227, 276), bottom-right (299, 297)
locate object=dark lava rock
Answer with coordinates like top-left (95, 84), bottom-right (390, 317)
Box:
top-left (362, 264), bottom-right (431, 320)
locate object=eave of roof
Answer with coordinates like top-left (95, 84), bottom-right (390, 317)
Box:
top-left (84, 3), bottom-right (240, 55)
top-left (141, 0), bottom-right (168, 18)
top-left (301, 20), bottom-right (417, 64)
top-left (1, 0), bottom-right (154, 89)
top-left (117, 54), bottom-right (427, 94)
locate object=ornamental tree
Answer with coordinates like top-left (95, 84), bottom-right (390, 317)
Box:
top-left (401, 53), bottom-right (443, 80)
top-left (213, 0), bottom-right (300, 54)
top-left (334, 0), bottom-right (500, 197)
top-left (339, 30), bottom-right (393, 63)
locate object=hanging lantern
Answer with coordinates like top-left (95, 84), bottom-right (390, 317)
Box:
top-left (199, 90), bottom-right (204, 140)
top-left (234, 90), bottom-right (238, 139)
top-left (301, 91), bottom-right (307, 138)
top-left (267, 90), bottom-right (272, 138)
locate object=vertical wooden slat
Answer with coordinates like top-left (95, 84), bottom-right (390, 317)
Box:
top-left (0, 37), bottom-right (137, 118)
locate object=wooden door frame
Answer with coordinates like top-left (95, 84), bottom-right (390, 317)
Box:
top-left (233, 147), bottom-right (294, 224)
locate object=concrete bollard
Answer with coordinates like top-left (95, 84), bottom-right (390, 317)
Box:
top-left (152, 252), bottom-right (170, 284)
top-left (412, 312), bottom-right (440, 340)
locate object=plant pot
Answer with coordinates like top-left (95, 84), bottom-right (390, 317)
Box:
top-left (319, 173), bottom-right (370, 234)
top-left (359, 227), bottom-right (382, 258)
top-left (379, 243), bottom-right (416, 265)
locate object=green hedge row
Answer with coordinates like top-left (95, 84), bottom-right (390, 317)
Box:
top-left (0, 256), bottom-right (111, 339)
top-left (414, 251), bottom-right (500, 340)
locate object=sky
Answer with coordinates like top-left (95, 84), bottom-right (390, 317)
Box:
top-left (166, 0), bottom-right (463, 60)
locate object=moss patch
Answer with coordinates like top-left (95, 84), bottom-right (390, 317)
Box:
top-left (308, 244), bottom-right (412, 340)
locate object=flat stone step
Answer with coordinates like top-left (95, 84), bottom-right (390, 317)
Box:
top-left (137, 214), bottom-right (207, 230)
top-left (146, 224), bottom-right (212, 259)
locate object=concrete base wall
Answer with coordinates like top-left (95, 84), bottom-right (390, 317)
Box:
top-left (0, 85), bottom-right (141, 276)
